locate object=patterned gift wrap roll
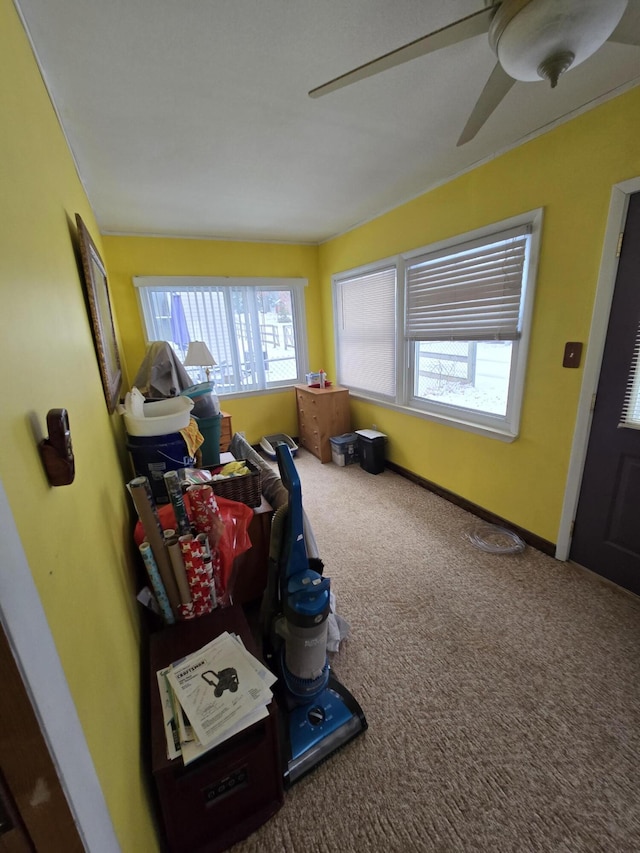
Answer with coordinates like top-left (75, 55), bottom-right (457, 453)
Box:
top-left (186, 484), bottom-right (223, 549)
top-left (196, 533), bottom-right (219, 608)
top-left (163, 470), bottom-right (192, 536)
top-left (178, 601), bottom-right (195, 620)
top-left (139, 542), bottom-right (175, 625)
top-left (178, 534), bottom-right (213, 617)
top-left (188, 484), bottom-right (226, 602)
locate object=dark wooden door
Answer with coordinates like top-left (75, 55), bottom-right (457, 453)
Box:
top-left (0, 625), bottom-right (83, 852)
top-left (570, 192), bottom-right (640, 595)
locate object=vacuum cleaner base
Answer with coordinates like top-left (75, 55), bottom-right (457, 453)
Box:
top-left (282, 674), bottom-right (367, 787)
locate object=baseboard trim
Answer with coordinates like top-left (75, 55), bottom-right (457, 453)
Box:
top-left (386, 461), bottom-right (556, 558)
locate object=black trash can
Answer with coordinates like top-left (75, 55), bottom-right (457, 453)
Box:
top-left (355, 429), bottom-right (386, 475)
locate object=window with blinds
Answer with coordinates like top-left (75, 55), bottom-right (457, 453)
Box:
top-left (405, 225), bottom-right (530, 342)
top-left (134, 277), bottom-right (308, 395)
top-left (334, 266), bottom-right (397, 398)
top-left (332, 211), bottom-right (541, 439)
top-left (405, 224), bottom-right (532, 424)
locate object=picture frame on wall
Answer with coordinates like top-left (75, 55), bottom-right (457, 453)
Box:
top-left (76, 213), bottom-right (122, 413)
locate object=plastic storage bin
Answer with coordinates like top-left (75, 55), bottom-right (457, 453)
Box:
top-left (181, 382), bottom-right (220, 419)
top-left (126, 432), bottom-right (195, 502)
top-left (329, 433), bottom-right (359, 467)
top-left (195, 412), bottom-right (222, 467)
top-left (355, 429), bottom-right (386, 475)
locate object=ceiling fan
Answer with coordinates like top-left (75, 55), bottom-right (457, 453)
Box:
top-left (309, 0), bottom-right (638, 145)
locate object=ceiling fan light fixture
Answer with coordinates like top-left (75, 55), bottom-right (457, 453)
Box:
top-left (537, 50), bottom-right (575, 88)
top-left (489, 0), bottom-right (628, 84)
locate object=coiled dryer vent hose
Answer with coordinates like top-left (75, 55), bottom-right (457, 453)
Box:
top-left (465, 522), bottom-right (525, 554)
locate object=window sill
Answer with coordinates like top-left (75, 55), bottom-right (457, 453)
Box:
top-left (348, 392), bottom-right (518, 443)
top-left (215, 383), bottom-right (301, 401)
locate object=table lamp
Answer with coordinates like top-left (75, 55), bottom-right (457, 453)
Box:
top-left (183, 341), bottom-right (216, 382)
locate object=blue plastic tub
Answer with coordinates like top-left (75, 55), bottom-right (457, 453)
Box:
top-left (126, 432), bottom-right (195, 503)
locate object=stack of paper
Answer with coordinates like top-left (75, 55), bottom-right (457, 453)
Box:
top-left (157, 631), bottom-right (277, 765)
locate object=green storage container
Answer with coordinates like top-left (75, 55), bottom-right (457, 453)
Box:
top-left (196, 413), bottom-right (222, 467)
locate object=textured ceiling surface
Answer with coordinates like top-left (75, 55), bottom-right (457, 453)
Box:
top-left (14, 0), bottom-right (640, 242)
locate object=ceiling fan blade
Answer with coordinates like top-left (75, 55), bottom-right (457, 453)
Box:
top-left (608, 3), bottom-right (640, 46)
top-left (457, 62), bottom-right (516, 146)
top-left (309, 5), bottom-right (495, 98)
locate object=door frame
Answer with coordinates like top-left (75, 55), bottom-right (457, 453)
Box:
top-left (557, 176), bottom-right (640, 561)
top-left (0, 478), bottom-right (119, 851)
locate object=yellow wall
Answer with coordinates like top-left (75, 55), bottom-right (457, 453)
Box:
top-left (103, 235), bottom-right (320, 444)
top-left (1, 2), bottom-right (157, 849)
top-left (319, 87), bottom-right (640, 543)
top-left (8, 0), bottom-right (636, 842)
top-left (105, 89), bottom-right (640, 547)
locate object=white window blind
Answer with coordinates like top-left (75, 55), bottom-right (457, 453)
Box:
top-left (405, 225), bottom-right (530, 341)
top-left (335, 266), bottom-right (396, 397)
top-left (134, 276), bottom-right (307, 394)
top-left (619, 320), bottom-right (640, 429)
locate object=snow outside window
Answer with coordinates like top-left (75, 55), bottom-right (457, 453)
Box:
top-left (333, 211), bottom-right (542, 440)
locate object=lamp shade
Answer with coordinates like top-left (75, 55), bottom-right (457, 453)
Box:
top-left (183, 341), bottom-right (216, 368)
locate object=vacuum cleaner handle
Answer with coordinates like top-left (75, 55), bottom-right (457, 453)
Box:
top-left (288, 576), bottom-right (331, 610)
top-left (276, 443), bottom-right (308, 579)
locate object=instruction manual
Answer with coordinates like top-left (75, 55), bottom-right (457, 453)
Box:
top-left (162, 631), bottom-right (276, 760)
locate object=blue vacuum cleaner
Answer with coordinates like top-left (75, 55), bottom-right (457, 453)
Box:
top-left (260, 444), bottom-right (367, 786)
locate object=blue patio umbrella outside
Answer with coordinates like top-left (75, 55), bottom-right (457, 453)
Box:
top-left (170, 293), bottom-right (190, 354)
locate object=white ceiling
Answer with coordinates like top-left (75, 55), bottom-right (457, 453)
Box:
top-left (14, 0), bottom-right (640, 244)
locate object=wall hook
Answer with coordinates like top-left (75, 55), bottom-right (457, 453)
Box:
top-left (39, 409), bottom-right (75, 486)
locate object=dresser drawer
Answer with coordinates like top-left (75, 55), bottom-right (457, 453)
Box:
top-left (300, 436), bottom-right (322, 458)
top-left (299, 422), bottom-right (320, 455)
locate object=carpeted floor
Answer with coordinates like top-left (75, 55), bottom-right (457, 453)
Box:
top-left (232, 449), bottom-right (640, 852)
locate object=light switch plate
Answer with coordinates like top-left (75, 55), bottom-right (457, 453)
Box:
top-left (563, 342), bottom-right (583, 368)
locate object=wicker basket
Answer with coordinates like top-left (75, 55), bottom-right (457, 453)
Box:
top-left (209, 460), bottom-right (262, 507)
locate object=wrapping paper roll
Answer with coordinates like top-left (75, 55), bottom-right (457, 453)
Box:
top-left (196, 533), bottom-right (221, 607)
top-left (128, 477), bottom-right (181, 617)
top-left (163, 470), bottom-right (191, 536)
top-left (188, 484), bottom-right (226, 603)
top-left (178, 601), bottom-right (195, 620)
top-left (139, 542), bottom-right (175, 624)
top-left (167, 539), bottom-right (193, 619)
top-left (196, 533), bottom-right (219, 607)
top-left (186, 484), bottom-right (223, 550)
top-left (179, 535), bottom-right (214, 617)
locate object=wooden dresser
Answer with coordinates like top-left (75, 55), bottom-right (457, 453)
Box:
top-left (295, 384), bottom-right (350, 463)
top-left (220, 411), bottom-right (232, 452)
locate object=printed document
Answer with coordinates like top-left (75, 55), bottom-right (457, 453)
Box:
top-left (165, 631), bottom-right (274, 748)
